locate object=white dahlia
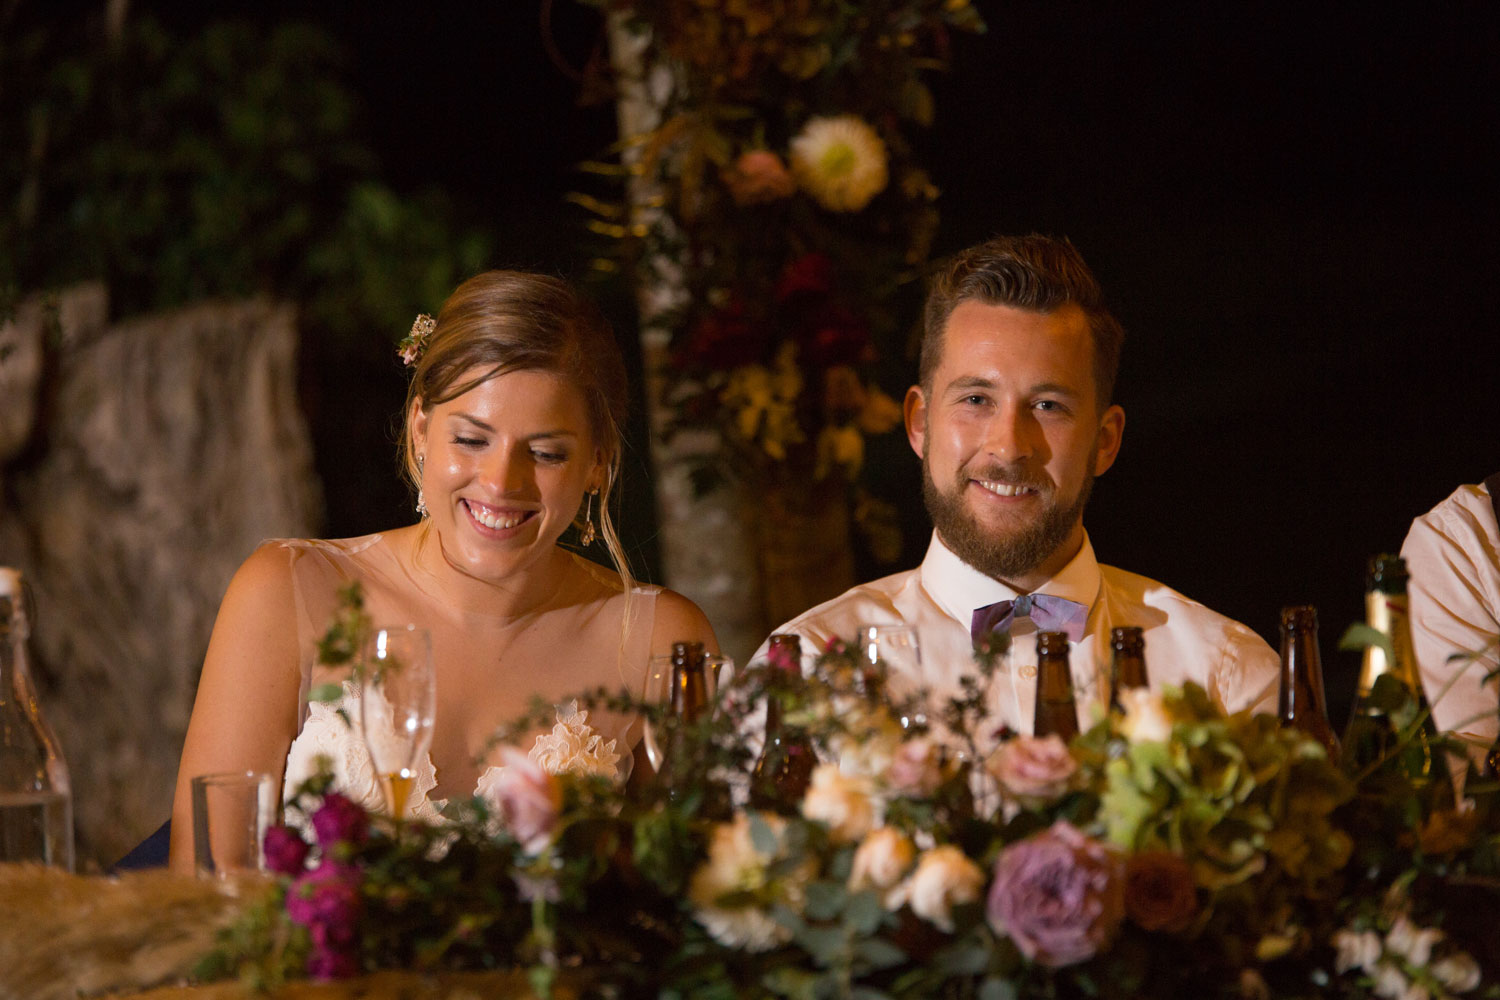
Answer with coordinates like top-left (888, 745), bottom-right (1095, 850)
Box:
top-left (789, 115), bottom-right (889, 212)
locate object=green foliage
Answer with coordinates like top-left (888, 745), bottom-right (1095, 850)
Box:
top-left (0, 14), bottom-right (488, 338)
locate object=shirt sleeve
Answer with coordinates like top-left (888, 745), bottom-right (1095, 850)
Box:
top-left (1401, 500), bottom-right (1500, 747)
top-left (1218, 625), bottom-right (1281, 717)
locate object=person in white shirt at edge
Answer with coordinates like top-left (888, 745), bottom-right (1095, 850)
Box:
top-left (754, 233), bottom-right (1279, 750)
top-left (1400, 475), bottom-right (1500, 763)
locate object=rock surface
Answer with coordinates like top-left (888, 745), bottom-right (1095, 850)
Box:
top-left (0, 287), bottom-right (321, 867)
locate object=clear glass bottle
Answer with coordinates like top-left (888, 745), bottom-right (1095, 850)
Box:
top-left (1, 567), bottom-right (75, 870)
top-left (1033, 631), bottom-right (1079, 741)
top-left (1277, 605), bottom-right (1340, 757)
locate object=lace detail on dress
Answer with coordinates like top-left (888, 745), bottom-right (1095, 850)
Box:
top-left (282, 690), bottom-right (622, 834)
top-left (528, 700), bottom-right (622, 777)
top-left (282, 680), bottom-right (441, 832)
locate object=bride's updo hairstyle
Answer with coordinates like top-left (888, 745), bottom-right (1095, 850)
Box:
top-left (399, 270), bottom-right (632, 586)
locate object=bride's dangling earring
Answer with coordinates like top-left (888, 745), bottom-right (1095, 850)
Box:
top-left (580, 489), bottom-right (598, 546)
top-left (415, 455), bottom-right (428, 519)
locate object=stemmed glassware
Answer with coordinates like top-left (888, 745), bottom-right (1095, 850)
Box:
top-left (359, 625), bottom-right (435, 818)
top-left (858, 624), bottom-right (924, 729)
top-left (640, 652), bottom-right (732, 773)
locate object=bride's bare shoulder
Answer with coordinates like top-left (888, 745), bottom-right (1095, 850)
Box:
top-left (650, 588), bottom-right (719, 654)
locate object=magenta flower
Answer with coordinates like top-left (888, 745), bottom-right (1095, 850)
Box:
top-left (987, 820), bottom-right (1124, 967)
top-left (306, 945), bottom-right (360, 981)
top-left (263, 824), bottom-right (311, 875)
top-left (286, 860), bottom-right (363, 980)
top-left (286, 861), bottom-right (362, 932)
top-left (310, 792), bottom-right (368, 850)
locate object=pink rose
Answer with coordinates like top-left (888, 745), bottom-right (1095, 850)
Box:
top-left (985, 734), bottom-right (1078, 802)
top-left (1123, 850), bottom-right (1198, 933)
top-left (885, 738), bottom-right (943, 797)
top-left (723, 150), bottom-right (796, 205)
top-left (479, 746), bottom-right (562, 853)
top-left (987, 821), bottom-right (1125, 967)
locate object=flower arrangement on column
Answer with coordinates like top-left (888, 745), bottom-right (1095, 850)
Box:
top-left (573, 1), bottom-right (986, 599)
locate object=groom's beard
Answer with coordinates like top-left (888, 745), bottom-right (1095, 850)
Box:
top-left (921, 449), bottom-right (1094, 583)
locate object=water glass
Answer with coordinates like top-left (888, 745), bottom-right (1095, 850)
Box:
top-left (191, 770), bottom-right (275, 878)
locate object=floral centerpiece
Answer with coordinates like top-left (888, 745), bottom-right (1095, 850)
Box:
top-left (572, 1), bottom-right (985, 566)
top-left (200, 615), bottom-right (1500, 1000)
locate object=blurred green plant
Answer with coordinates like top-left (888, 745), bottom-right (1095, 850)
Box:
top-left (0, 11), bottom-right (488, 337)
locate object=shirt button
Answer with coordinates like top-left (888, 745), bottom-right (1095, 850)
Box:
top-left (1019, 664), bottom-right (1037, 679)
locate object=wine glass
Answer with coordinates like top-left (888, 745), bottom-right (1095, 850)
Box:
top-left (859, 625), bottom-right (924, 728)
top-left (359, 625), bottom-right (435, 818)
top-left (640, 652), bottom-right (731, 773)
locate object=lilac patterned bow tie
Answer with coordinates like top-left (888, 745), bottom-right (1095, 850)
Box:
top-left (970, 593), bottom-right (1089, 644)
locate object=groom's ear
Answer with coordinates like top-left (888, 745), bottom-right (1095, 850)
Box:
top-left (904, 386), bottom-right (928, 459)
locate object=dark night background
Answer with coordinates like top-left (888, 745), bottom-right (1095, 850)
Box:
top-left (29, 2), bottom-right (1500, 719)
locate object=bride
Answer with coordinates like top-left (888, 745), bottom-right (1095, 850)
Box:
top-left (168, 271), bottom-right (718, 871)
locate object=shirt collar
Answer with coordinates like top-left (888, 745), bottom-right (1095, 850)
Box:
top-left (919, 530), bottom-right (1103, 626)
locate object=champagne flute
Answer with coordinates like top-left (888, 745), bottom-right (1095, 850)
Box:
top-left (640, 651), bottom-right (731, 773)
top-left (359, 625), bottom-right (435, 818)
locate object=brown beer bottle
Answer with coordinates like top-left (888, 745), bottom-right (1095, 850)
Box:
top-left (660, 640), bottom-right (707, 790)
top-left (1033, 631), bottom-right (1079, 741)
top-left (1277, 605), bottom-right (1340, 757)
top-left (666, 640), bottom-right (731, 817)
top-left (749, 634), bottom-right (816, 814)
top-left (1107, 626), bottom-right (1148, 714)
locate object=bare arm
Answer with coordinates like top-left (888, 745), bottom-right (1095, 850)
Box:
top-left (168, 544), bottom-right (304, 873)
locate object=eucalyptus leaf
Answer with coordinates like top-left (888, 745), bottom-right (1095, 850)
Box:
top-left (1339, 622), bottom-right (1395, 666)
top-left (803, 880), bottom-right (846, 921)
top-left (979, 977), bottom-right (1018, 1000)
top-left (749, 810), bottom-right (781, 856)
top-left (306, 682), bottom-right (343, 703)
top-left (843, 889), bottom-right (884, 936)
top-left (852, 936), bottom-right (905, 969)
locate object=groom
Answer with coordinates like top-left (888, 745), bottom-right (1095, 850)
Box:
top-left (760, 233), bottom-right (1278, 738)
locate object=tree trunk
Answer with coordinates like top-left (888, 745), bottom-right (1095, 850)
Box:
top-left (604, 15), bottom-right (768, 664)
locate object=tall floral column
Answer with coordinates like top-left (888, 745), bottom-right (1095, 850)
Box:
top-left (585, 2), bottom-right (985, 658)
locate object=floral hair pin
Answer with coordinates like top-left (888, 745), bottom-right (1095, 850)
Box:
top-left (399, 314), bottom-right (436, 368)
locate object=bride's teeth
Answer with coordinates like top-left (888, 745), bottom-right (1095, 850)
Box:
top-left (468, 503), bottom-right (525, 530)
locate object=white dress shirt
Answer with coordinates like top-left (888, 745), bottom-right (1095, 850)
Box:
top-left (1401, 481), bottom-right (1500, 753)
top-left (760, 531), bottom-right (1279, 752)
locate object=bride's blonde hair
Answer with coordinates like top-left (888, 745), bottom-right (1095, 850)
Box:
top-left (399, 271), bottom-right (634, 591)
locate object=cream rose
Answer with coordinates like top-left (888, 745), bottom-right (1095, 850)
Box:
top-left (1431, 952), bottom-right (1482, 992)
top-left (801, 763), bottom-right (877, 842)
top-left (848, 827), bottom-right (915, 901)
top-left (890, 845), bottom-right (985, 933)
top-left (688, 814), bottom-right (792, 952)
top-left (1117, 687), bottom-right (1173, 744)
top-left (1332, 929), bottom-right (1383, 975)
